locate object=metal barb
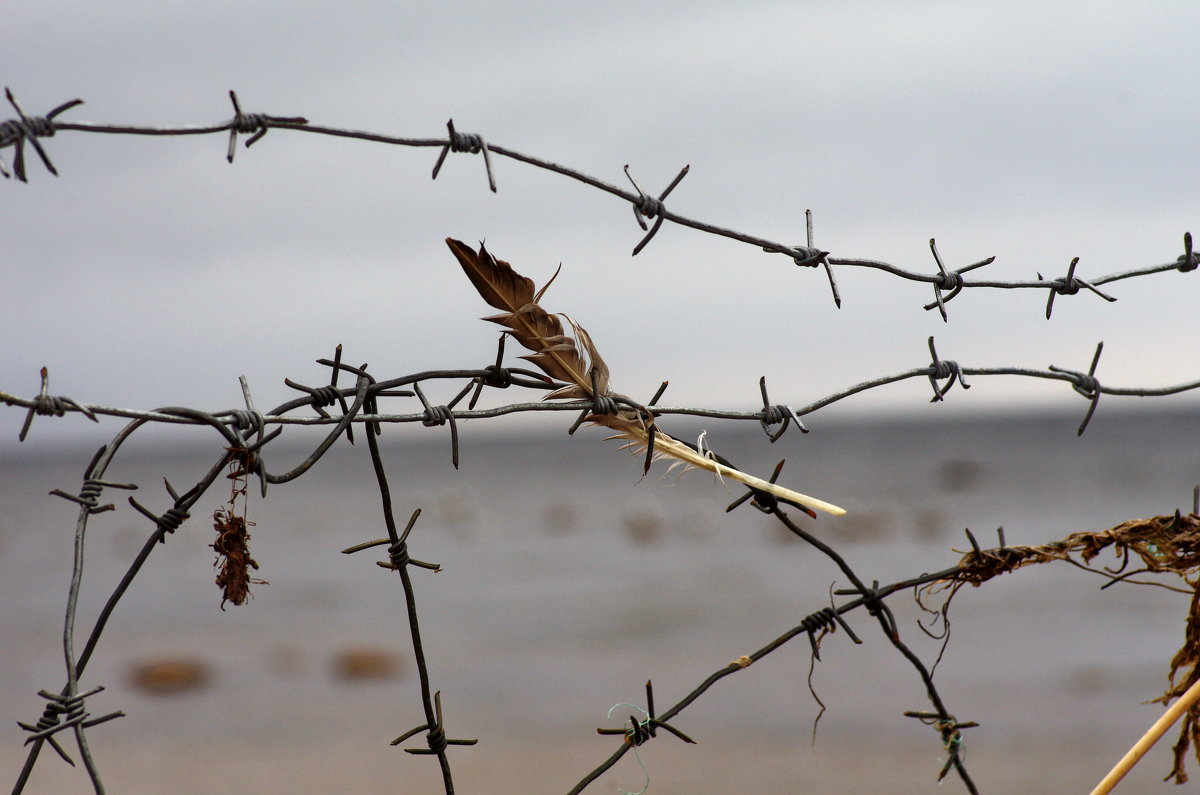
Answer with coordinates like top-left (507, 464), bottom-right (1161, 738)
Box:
top-left (18, 367), bottom-right (98, 442)
top-left (1179, 231), bottom-right (1197, 272)
top-left (128, 495), bottom-right (191, 544)
top-left (413, 382), bottom-right (465, 469)
top-left (18, 687), bottom-right (123, 760)
top-left (392, 691), bottom-right (478, 754)
top-left (648, 380), bottom-right (669, 407)
top-left (1048, 341), bottom-right (1104, 435)
top-left (624, 163), bottom-right (689, 255)
top-left (469, 334), bottom-right (514, 409)
top-left (643, 423), bottom-right (656, 475)
top-left (224, 90), bottom-right (307, 163)
top-left (919, 239), bottom-right (994, 321)
top-left (1043, 257), bottom-right (1117, 319)
top-left (595, 681), bottom-right (696, 747)
top-left (1, 88), bottom-right (82, 181)
top-left (432, 118), bottom-right (496, 192)
top-left (756, 376), bottom-right (806, 441)
top-left (926, 337), bottom-right (969, 402)
top-left (804, 209), bottom-right (841, 307)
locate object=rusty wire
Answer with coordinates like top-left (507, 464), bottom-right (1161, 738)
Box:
top-left (5, 341), bottom-right (1199, 793)
top-left (4, 86), bottom-right (1200, 794)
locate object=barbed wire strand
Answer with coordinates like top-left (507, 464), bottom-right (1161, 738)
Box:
top-left (2, 87), bottom-right (1196, 314)
top-left (4, 87), bottom-right (1199, 793)
top-left (6, 340), bottom-right (1197, 793)
top-left (5, 340), bottom-right (1197, 445)
top-left (10, 374), bottom-right (374, 794)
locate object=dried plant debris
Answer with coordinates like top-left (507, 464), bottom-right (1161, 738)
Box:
top-left (1161, 583), bottom-right (1200, 784)
top-left (212, 448), bottom-right (267, 609)
top-left (212, 508), bottom-right (266, 608)
top-left (445, 238), bottom-right (845, 517)
top-left (952, 513), bottom-right (1200, 586)
top-left (934, 512), bottom-right (1200, 783)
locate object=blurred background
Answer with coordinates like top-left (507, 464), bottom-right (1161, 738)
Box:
top-left (4, 412), bottom-right (1200, 792)
top-left (4, 1), bottom-right (1200, 791)
top-left (3, 0), bottom-right (1199, 448)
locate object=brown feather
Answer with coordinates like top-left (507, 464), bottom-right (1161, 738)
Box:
top-left (445, 238), bottom-right (534, 314)
top-left (446, 238), bottom-right (608, 396)
top-left (445, 238), bottom-right (846, 517)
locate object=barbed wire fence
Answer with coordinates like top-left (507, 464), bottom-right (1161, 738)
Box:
top-left (3, 87), bottom-right (1200, 793)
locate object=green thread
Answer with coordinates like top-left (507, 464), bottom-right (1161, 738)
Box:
top-left (605, 703), bottom-right (652, 795)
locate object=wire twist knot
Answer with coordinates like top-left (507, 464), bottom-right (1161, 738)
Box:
top-left (225, 91), bottom-right (306, 163)
top-left (756, 377), bottom-right (806, 442)
top-left (18, 367), bottom-right (98, 441)
top-left (924, 239), bottom-right (991, 321)
top-left (803, 600), bottom-right (865, 660)
top-left (0, 113), bottom-right (55, 146)
top-left (926, 337), bottom-right (969, 402)
top-left (0, 89), bottom-right (83, 181)
top-left (29, 699), bottom-right (68, 736)
top-left (129, 495), bottom-right (191, 544)
top-left (422, 404), bottom-right (453, 427)
top-left (801, 607), bottom-right (840, 634)
top-left (1040, 257), bottom-right (1116, 318)
top-left (1178, 232), bottom-right (1196, 272)
top-left (431, 118), bottom-right (496, 191)
top-left (624, 163), bottom-right (689, 254)
top-left (231, 110), bottom-right (269, 135)
top-left (156, 507), bottom-right (190, 539)
top-left (447, 128), bottom-right (484, 155)
top-left (596, 681), bottom-right (696, 748)
top-left (424, 723), bottom-right (448, 754)
top-left (789, 246), bottom-right (828, 268)
top-left (761, 403), bottom-right (786, 426)
top-left (859, 584), bottom-right (885, 618)
top-left (228, 409), bottom-right (265, 435)
top-left (930, 359), bottom-right (960, 380)
top-left (412, 382), bottom-right (468, 468)
top-left (75, 478), bottom-right (109, 514)
top-left (1051, 274), bottom-right (1082, 295)
top-left (590, 393), bottom-right (619, 416)
top-left (18, 686), bottom-right (123, 764)
top-left (903, 710), bottom-right (979, 782)
top-left (309, 384), bottom-right (342, 407)
top-left (283, 369), bottom-right (354, 442)
top-left (387, 538), bottom-right (411, 570)
top-left (1070, 372), bottom-right (1100, 398)
top-left (480, 363), bottom-right (512, 388)
top-left (632, 192), bottom-right (663, 220)
top-left (937, 270), bottom-right (964, 292)
top-left (49, 454), bottom-right (136, 513)
top-left (33, 393), bottom-right (69, 418)
top-left (1048, 341), bottom-right (1105, 435)
top-left (391, 690), bottom-right (477, 755)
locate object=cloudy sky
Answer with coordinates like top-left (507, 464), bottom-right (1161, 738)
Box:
top-left (4, 1), bottom-right (1199, 453)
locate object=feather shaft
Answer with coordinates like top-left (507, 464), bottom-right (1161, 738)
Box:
top-left (592, 415), bottom-right (846, 516)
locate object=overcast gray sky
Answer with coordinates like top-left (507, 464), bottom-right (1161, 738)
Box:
top-left (4, 1), bottom-right (1199, 453)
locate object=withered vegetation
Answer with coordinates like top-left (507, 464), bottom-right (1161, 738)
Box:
top-left (212, 447), bottom-right (267, 609)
